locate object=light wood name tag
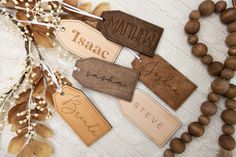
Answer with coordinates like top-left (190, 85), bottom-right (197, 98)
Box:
top-left (53, 85), bottom-right (112, 146)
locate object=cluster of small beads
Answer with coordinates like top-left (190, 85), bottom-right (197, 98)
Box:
top-left (164, 1), bottom-right (236, 157)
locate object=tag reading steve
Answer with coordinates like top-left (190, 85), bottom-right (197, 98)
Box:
top-left (53, 85), bottom-right (112, 146)
top-left (132, 55), bottom-right (197, 110)
top-left (97, 11), bottom-right (164, 57)
top-left (55, 20), bottom-right (122, 62)
top-left (118, 90), bottom-right (181, 147)
top-left (73, 58), bottom-right (139, 101)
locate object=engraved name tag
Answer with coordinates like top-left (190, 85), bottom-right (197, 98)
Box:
top-left (53, 85), bottom-right (112, 146)
top-left (118, 90), bottom-right (182, 147)
top-left (55, 20), bottom-right (121, 62)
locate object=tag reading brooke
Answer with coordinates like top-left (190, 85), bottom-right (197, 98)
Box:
top-left (72, 58), bottom-right (139, 101)
top-left (55, 20), bottom-right (121, 62)
top-left (53, 85), bottom-right (112, 146)
top-left (132, 55), bottom-right (197, 110)
top-left (97, 11), bottom-right (164, 57)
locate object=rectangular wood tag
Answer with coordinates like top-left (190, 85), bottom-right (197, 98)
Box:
top-left (53, 85), bottom-right (112, 146)
top-left (97, 11), bottom-right (164, 57)
top-left (54, 20), bottom-right (122, 62)
top-left (72, 58), bottom-right (139, 101)
top-left (132, 55), bottom-right (197, 110)
top-left (118, 90), bottom-right (181, 147)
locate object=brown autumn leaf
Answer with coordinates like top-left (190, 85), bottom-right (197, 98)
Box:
top-left (29, 66), bottom-right (42, 84)
top-left (30, 25), bottom-right (53, 34)
top-left (31, 108), bottom-right (49, 121)
top-left (8, 102), bottom-right (27, 124)
top-left (17, 145), bottom-right (33, 157)
top-left (15, 89), bottom-right (31, 105)
top-left (33, 31), bottom-right (53, 48)
top-left (5, 0), bottom-right (15, 8)
top-left (35, 124), bottom-right (52, 138)
top-left (45, 85), bottom-right (56, 106)
top-left (29, 140), bottom-right (52, 157)
top-left (78, 2), bottom-right (91, 12)
top-left (92, 2), bottom-right (109, 16)
top-left (8, 134), bottom-right (26, 154)
top-left (11, 123), bottom-right (28, 132)
top-left (63, 0), bottom-right (78, 7)
top-left (33, 78), bottom-right (45, 97)
top-left (16, 11), bottom-right (28, 21)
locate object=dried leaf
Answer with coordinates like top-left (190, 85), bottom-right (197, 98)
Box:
top-left (17, 145), bottom-right (33, 157)
top-left (33, 78), bottom-right (45, 97)
top-left (15, 89), bottom-right (31, 105)
top-left (32, 108), bottom-right (49, 121)
top-left (30, 25), bottom-right (52, 34)
top-left (8, 135), bottom-right (26, 154)
top-left (78, 2), bottom-right (91, 12)
top-left (92, 2), bottom-right (109, 16)
top-left (16, 11), bottom-right (28, 21)
top-left (5, 1), bottom-right (15, 8)
top-left (8, 102), bottom-right (27, 124)
top-left (45, 85), bottom-right (56, 106)
top-left (29, 66), bottom-right (42, 84)
top-left (33, 31), bottom-right (53, 48)
top-left (63, 0), bottom-right (77, 7)
top-left (35, 124), bottom-right (52, 138)
top-left (29, 140), bottom-right (52, 157)
top-left (11, 123), bottom-right (28, 132)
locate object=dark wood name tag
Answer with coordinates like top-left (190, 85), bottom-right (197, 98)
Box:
top-left (132, 55), bottom-right (197, 110)
top-left (97, 11), bottom-right (164, 57)
top-left (73, 58), bottom-right (139, 101)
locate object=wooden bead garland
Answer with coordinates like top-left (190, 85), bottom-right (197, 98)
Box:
top-left (164, 1), bottom-right (236, 156)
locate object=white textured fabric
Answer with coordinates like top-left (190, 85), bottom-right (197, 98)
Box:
top-left (0, 0), bottom-right (236, 157)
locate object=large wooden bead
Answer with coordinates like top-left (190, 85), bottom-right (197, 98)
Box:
top-left (192, 43), bottom-right (208, 57)
top-left (184, 20), bottom-right (200, 34)
top-left (211, 78), bottom-right (230, 94)
top-left (224, 84), bottom-right (236, 99)
top-left (187, 35), bottom-right (198, 45)
top-left (215, 1), bottom-right (227, 12)
top-left (226, 99), bottom-right (236, 110)
top-left (222, 124), bottom-right (235, 135)
top-left (220, 8), bottom-right (236, 24)
top-left (208, 62), bottom-right (224, 76)
top-left (181, 132), bottom-right (192, 143)
top-left (201, 54), bottom-right (213, 65)
top-left (164, 149), bottom-right (174, 157)
top-left (189, 10), bottom-right (201, 20)
top-left (208, 92), bottom-right (220, 102)
top-left (221, 68), bottom-right (234, 80)
top-left (221, 110), bottom-right (236, 125)
top-left (219, 135), bottom-right (236, 151)
top-left (201, 101), bottom-right (217, 116)
top-left (198, 115), bottom-right (210, 126)
top-left (226, 33), bottom-right (236, 47)
top-left (188, 122), bottom-right (205, 137)
top-left (228, 22), bottom-right (236, 33)
top-left (228, 47), bottom-right (236, 56)
top-left (199, 0), bottom-right (215, 16)
top-left (170, 138), bottom-right (185, 154)
top-left (224, 56), bottom-right (236, 70)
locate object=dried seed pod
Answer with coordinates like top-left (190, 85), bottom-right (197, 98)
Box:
top-left (207, 92), bottom-right (220, 102)
top-left (201, 54), bottom-right (213, 65)
top-left (181, 132), bottom-right (192, 143)
top-left (224, 56), bottom-right (236, 70)
top-left (219, 135), bottom-right (236, 151)
top-left (188, 122), bottom-right (205, 137)
top-left (228, 22), bottom-right (236, 33)
top-left (222, 124), bottom-right (235, 135)
top-left (224, 84), bottom-right (236, 99)
top-left (199, 0), bottom-right (215, 16)
top-left (207, 62), bottom-right (224, 76)
top-left (220, 8), bottom-right (236, 24)
top-left (211, 78), bottom-right (230, 94)
top-left (187, 34), bottom-right (198, 45)
top-left (226, 33), bottom-right (236, 47)
top-left (226, 99), bottom-right (236, 110)
top-left (189, 10), bottom-right (201, 20)
top-left (221, 68), bottom-right (234, 80)
top-left (164, 149), bottom-right (174, 157)
top-left (198, 115), bottom-right (210, 126)
top-left (215, 1), bottom-right (227, 12)
top-left (170, 138), bottom-right (185, 154)
top-left (221, 110), bottom-right (236, 125)
top-left (184, 20), bottom-right (200, 34)
top-left (192, 43), bottom-right (208, 57)
top-left (228, 47), bottom-right (236, 56)
top-left (200, 101), bottom-right (217, 116)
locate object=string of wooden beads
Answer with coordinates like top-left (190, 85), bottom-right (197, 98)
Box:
top-left (164, 1), bottom-right (236, 157)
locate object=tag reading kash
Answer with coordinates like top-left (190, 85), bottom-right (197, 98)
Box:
top-left (97, 11), bottom-right (164, 57)
top-left (53, 85), bottom-right (112, 146)
top-left (132, 55), bottom-right (197, 110)
top-left (118, 90), bottom-right (181, 147)
top-left (55, 20), bottom-right (121, 62)
top-left (72, 58), bottom-right (139, 101)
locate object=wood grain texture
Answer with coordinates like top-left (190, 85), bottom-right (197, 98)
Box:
top-left (53, 85), bottom-right (112, 146)
top-left (73, 58), bottom-right (139, 101)
top-left (132, 55), bottom-right (197, 110)
top-left (97, 11), bottom-right (164, 57)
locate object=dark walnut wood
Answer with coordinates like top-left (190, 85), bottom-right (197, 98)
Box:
top-left (97, 11), bottom-right (164, 57)
top-left (73, 58), bottom-right (139, 101)
top-left (132, 54), bottom-right (197, 110)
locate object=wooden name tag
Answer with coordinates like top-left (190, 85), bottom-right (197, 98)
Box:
top-left (55, 20), bottom-right (121, 62)
top-left (53, 85), bottom-right (112, 146)
top-left (118, 90), bottom-right (181, 147)
top-left (132, 55), bottom-right (197, 110)
top-left (97, 11), bottom-right (164, 57)
top-left (73, 58), bottom-right (139, 101)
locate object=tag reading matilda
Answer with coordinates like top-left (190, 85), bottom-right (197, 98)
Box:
top-left (53, 85), bottom-right (112, 146)
top-left (132, 55), bottom-right (197, 110)
top-left (97, 11), bottom-right (164, 57)
top-left (73, 58), bottom-right (139, 101)
top-left (55, 20), bottom-right (122, 62)
top-left (118, 90), bottom-right (181, 147)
